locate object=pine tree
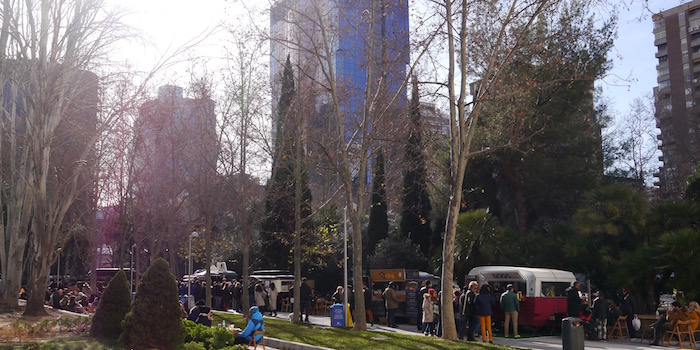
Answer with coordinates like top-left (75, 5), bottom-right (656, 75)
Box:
top-left (261, 55), bottom-right (312, 269)
top-left (90, 269), bottom-right (131, 339)
top-left (400, 78), bottom-right (433, 260)
top-left (120, 258), bottom-right (185, 349)
top-left (366, 149), bottom-right (389, 259)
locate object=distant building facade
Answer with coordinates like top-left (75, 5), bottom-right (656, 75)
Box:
top-left (653, 0), bottom-right (700, 198)
top-left (269, 0), bottom-right (410, 200)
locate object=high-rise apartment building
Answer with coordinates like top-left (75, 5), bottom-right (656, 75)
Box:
top-left (270, 0), bottom-right (410, 199)
top-left (653, 0), bottom-right (700, 198)
top-left (270, 0), bottom-right (409, 121)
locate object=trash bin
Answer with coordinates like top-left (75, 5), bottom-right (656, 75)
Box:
top-left (330, 303), bottom-right (345, 327)
top-left (562, 317), bottom-right (584, 350)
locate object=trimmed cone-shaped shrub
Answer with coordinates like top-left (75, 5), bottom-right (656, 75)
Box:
top-left (120, 258), bottom-right (185, 349)
top-left (90, 269), bottom-right (132, 339)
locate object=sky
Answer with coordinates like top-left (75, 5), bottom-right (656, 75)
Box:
top-left (601, 0), bottom-right (680, 118)
top-left (111, 0), bottom-right (680, 116)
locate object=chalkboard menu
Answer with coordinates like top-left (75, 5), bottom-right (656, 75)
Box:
top-left (405, 280), bottom-right (420, 318)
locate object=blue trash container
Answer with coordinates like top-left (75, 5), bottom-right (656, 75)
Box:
top-left (330, 303), bottom-right (345, 327)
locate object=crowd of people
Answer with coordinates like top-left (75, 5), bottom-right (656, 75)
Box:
top-left (44, 279), bottom-right (102, 315)
top-left (178, 276), bottom-right (289, 319)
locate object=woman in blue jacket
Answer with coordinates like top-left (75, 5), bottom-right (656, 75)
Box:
top-left (474, 284), bottom-right (495, 343)
top-left (234, 306), bottom-right (265, 344)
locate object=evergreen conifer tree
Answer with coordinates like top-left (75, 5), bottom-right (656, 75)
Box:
top-left (400, 78), bottom-right (433, 259)
top-left (261, 55), bottom-right (312, 269)
top-left (120, 258), bottom-right (185, 349)
top-left (366, 149), bottom-right (389, 258)
top-left (90, 269), bottom-right (131, 339)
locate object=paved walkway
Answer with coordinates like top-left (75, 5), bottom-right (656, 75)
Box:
top-left (237, 310), bottom-right (664, 350)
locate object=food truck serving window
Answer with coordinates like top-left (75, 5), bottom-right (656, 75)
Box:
top-left (541, 282), bottom-right (569, 297)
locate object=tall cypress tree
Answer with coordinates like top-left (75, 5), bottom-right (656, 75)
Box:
top-left (400, 78), bottom-right (433, 259)
top-left (366, 149), bottom-right (388, 259)
top-left (261, 55), bottom-right (312, 269)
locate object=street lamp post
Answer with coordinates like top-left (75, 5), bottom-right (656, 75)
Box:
top-left (343, 207), bottom-right (348, 326)
top-left (188, 231), bottom-right (199, 309)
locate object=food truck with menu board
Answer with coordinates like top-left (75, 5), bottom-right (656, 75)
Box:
top-left (467, 266), bottom-right (576, 329)
top-left (368, 269), bottom-right (440, 323)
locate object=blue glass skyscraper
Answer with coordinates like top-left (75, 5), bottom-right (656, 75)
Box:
top-left (270, 0), bottom-right (409, 135)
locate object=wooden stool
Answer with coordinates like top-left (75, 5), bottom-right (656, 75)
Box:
top-left (281, 298), bottom-right (291, 312)
top-left (608, 315), bottom-right (630, 341)
top-left (248, 330), bottom-right (265, 349)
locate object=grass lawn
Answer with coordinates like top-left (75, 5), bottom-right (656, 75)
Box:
top-left (213, 312), bottom-right (513, 350)
top-left (0, 336), bottom-right (119, 350)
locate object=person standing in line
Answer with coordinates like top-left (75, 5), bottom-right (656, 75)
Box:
top-left (459, 281), bottom-right (478, 341)
top-left (566, 281), bottom-right (583, 317)
top-left (299, 277), bottom-right (313, 322)
top-left (363, 282), bottom-right (374, 326)
top-left (422, 288), bottom-right (435, 336)
top-left (500, 284), bottom-right (520, 338)
top-left (453, 290), bottom-right (462, 336)
top-left (475, 284), bottom-right (495, 343)
top-left (383, 281), bottom-right (399, 328)
top-left (268, 283), bottom-right (278, 317)
top-left (417, 280), bottom-right (431, 330)
top-left (620, 287), bottom-right (637, 339)
top-left (254, 283), bottom-right (267, 314)
top-left (592, 291), bottom-right (609, 341)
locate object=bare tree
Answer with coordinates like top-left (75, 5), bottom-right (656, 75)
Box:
top-left (604, 94), bottom-right (660, 185)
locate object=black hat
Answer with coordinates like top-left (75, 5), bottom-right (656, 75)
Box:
top-left (196, 299), bottom-right (205, 306)
top-left (506, 284), bottom-right (514, 289)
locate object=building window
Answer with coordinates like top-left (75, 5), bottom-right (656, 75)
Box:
top-left (660, 80), bottom-right (671, 90)
top-left (687, 88), bottom-right (693, 95)
top-left (684, 50), bottom-right (689, 56)
top-left (687, 75), bottom-right (692, 82)
top-left (683, 38), bottom-right (688, 45)
top-left (681, 12), bottom-right (686, 20)
top-left (690, 7), bottom-right (700, 17)
top-left (688, 101), bottom-right (694, 108)
top-left (684, 62), bottom-right (690, 70)
top-left (656, 31), bottom-right (667, 40)
top-left (659, 55), bottom-right (668, 63)
top-left (658, 67), bottom-right (670, 77)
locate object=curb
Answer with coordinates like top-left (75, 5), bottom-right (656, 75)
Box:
top-left (266, 337), bottom-right (334, 350)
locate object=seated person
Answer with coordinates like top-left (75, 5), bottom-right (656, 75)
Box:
top-left (650, 301), bottom-right (689, 346)
top-left (187, 299), bottom-right (206, 322)
top-left (234, 306), bottom-right (264, 344)
top-left (688, 301), bottom-right (700, 328)
top-left (195, 306), bottom-right (213, 327)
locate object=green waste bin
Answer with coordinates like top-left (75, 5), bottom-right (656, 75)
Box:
top-left (562, 317), bottom-right (584, 350)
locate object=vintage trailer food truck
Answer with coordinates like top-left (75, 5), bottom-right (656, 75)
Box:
top-left (467, 266), bottom-right (576, 329)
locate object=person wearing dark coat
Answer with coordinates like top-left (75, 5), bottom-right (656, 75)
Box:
top-left (299, 277), bottom-right (313, 322)
top-left (566, 281), bottom-right (583, 317)
top-left (620, 287), bottom-right (637, 338)
top-left (459, 281), bottom-right (478, 341)
top-left (187, 299), bottom-right (207, 322)
top-left (592, 291), bottom-right (609, 341)
top-left (363, 283), bottom-right (374, 326)
top-left (416, 280), bottom-right (431, 330)
top-left (474, 284), bottom-right (495, 343)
